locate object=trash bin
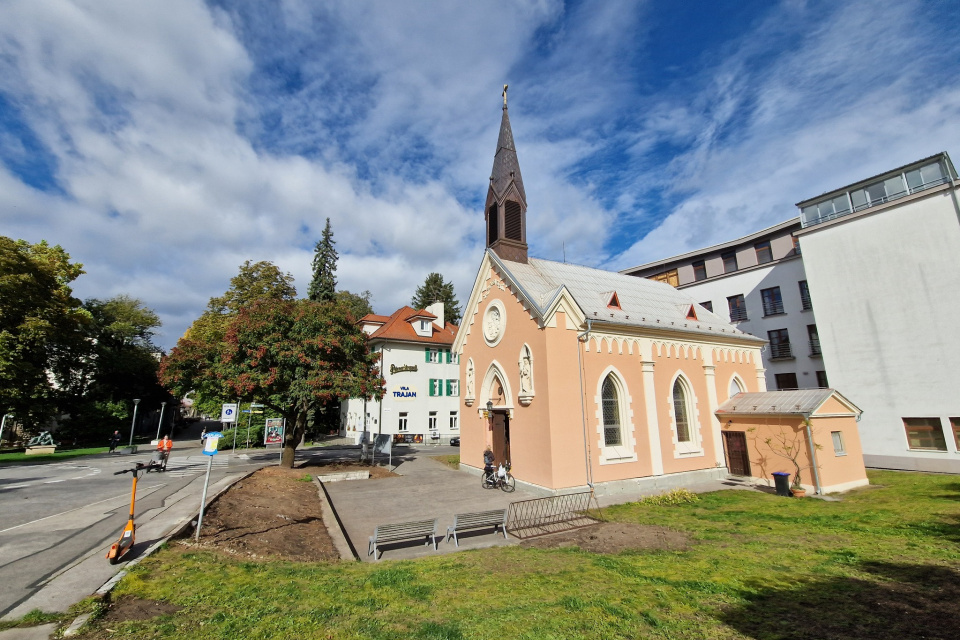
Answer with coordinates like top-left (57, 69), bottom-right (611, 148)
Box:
top-left (772, 471), bottom-right (791, 497)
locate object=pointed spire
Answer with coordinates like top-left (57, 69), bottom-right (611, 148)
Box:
top-left (489, 89), bottom-right (526, 205)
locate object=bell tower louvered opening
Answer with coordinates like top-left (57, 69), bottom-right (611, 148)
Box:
top-left (504, 200), bottom-right (522, 241)
top-left (487, 203), bottom-right (499, 246)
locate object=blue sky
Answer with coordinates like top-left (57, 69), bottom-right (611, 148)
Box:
top-left (2, 0), bottom-right (959, 349)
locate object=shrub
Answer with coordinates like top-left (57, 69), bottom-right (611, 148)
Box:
top-left (640, 488), bottom-right (700, 506)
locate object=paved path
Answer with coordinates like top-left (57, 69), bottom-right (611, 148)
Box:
top-left (323, 453), bottom-right (535, 561)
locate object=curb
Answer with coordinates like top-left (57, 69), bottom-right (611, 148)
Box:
top-left (61, 468), bottom-right (258, 637)
top-left (313, 477), bottom-right (360, 561)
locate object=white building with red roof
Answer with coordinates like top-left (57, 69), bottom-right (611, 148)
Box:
top-left (341, 301), bottom-right (461, 445)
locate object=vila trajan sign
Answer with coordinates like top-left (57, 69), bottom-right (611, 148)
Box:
top-left (390, 364), bottom-right (418, 374)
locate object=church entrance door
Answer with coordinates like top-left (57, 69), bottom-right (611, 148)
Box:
top-left (491, 411), bottom-right (511, 465)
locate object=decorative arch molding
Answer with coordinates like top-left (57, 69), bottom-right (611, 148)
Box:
top-left (593, 365), bottom-right (638, 465)
top-left (517, 344), bottom-right (535, 406)
top-left (666, 370), bottom-right (705, 459)
top-left (727, 374), bottom-right (747, 400)
top-left (481, 359), bottom-right (515, 416)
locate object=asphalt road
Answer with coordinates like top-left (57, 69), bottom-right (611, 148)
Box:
top-left (0, 421), bottom-right (276, 619)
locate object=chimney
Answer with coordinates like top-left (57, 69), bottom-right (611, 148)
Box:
top-left (427, 301), bottom-right (444, 329)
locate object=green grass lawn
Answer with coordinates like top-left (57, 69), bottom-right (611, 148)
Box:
top-left (0, 446), bottom-right (112, 464)
top-left (72, 470), bottom-right (960, 639)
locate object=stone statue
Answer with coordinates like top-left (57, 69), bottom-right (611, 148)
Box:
top-left (520, 353), bottom-right (532, 394)
top-left (27, 431), bottom-right (56, 446)
top-left (466, 360), bottom-right (475, 398)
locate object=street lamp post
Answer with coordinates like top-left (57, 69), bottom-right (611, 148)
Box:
top-left (128, 399), bottom-right (141, 447)
top-left (155, 401), bottom-right (168, 440)
top-left (0, 413), bottom-right (12, 447)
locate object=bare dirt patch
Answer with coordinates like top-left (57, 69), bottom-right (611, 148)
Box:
top-left (186, 467), bottom-right (338, 561)
top-left (519, 522), bottom-right (691, 554)
top-left (99, 596), bottom-right (180, 623)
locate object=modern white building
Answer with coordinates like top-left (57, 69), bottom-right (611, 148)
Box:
top-left (622, 218), bottom-right (826, 393)
top-left (794, 152), bottom-right (960, 473)
top-left (341, 302), bottom-right (461, 445)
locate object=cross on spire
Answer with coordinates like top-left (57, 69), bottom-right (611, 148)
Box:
top-left (502, 84), bottom-right (508, 108)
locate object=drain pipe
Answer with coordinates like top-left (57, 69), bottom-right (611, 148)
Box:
top-left (576, 320), bottom-right (595, 489)
top-left (803, 417), bottom-right (823, 495)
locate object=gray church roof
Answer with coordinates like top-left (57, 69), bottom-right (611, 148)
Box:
top-left (491, 251), bottom-right (764, 344)
top-left (489, 106), bottom-right (526, 204)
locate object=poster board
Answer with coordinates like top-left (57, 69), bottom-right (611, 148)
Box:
top-left (264, 418), bottom-right (283, 445)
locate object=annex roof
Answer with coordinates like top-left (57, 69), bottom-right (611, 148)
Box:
top-left (715, 389), bottom-right (860, 417)
top-left (491, 251), bottom-right (764, 343)
top-left (366, 306), bottom-right (457, 346)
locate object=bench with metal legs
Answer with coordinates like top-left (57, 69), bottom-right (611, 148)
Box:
top-left (368, 519), bottom-right (438, 560)
top-left (445, 509), bottom-right (508, 547)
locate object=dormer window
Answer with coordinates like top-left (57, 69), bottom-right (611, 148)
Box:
top-left (607, 292), bottom-right (621, 310)
top-left (686, 305), bottom-right (698, 321)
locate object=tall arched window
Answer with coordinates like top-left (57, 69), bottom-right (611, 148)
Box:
top-left (673, 378), bottom-right (692, 443)
top-left (602, 375), bottom-right (622, 447)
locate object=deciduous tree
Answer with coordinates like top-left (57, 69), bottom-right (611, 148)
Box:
top-left (335, 289), bottom-right (373, 321)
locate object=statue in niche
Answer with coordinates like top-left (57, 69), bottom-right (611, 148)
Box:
top-left (520, 353), bottom-right (532, 395)
top-left (466, 360), bottom-right (475, 398)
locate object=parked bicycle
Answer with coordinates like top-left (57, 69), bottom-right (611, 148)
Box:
top-left (481, 461), bottom-right (515, 492)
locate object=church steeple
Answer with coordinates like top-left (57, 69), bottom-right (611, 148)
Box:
top-left (485, 85), bottom-right (529, 264)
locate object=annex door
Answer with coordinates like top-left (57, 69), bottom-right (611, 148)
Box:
top-left (723, 431), bottom-right (751, 476)
top-left (491, 411), bottom-right (511, 465)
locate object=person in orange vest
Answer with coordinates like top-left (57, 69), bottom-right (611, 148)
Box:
top-left (156, 435), bottom-right (173, 471)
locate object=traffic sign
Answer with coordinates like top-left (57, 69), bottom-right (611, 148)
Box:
top-left (220, 403), bottom-right (238, 423)
top-left (202, 431), bottom-right (222, 456)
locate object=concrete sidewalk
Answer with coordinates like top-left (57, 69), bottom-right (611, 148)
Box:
top-left (323, 455), bottom-right (535, 561)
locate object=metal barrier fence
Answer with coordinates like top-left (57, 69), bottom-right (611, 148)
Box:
top-left (506, 491), bottom-right (601, 539)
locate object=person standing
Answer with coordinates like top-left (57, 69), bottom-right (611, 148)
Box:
top-left (156, 435), bottom-right (173, 470)
top-left (108, 430), bottom-right (121, 453)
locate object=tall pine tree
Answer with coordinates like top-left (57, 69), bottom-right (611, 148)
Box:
top-left (411, 272), bottom-right (461, 326)
top-left (308, 218), bottom-right (338, 302)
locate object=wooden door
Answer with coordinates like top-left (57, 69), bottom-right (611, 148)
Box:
top-left (491, 412), bottom-right (511, 465)
top-left (723, 431), bottom-right (751, 476)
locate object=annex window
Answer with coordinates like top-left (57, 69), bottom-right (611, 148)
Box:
top-left (449, 411), bottom-right (459, 431)
top-left (755, 241), bottom-right (773, 264)
top-left (798, 280), bottom-right (812, 310)
top-left (774, 372), bottom-right (798, 390)
top-left (903, 418), bottom-right (947, 451)
top-left (792, 236), bottom-right (801, 255)
top-left (398, 412), bottom-right (408, 432)
top-left (721, 251), bottom-right (738, 273)
top-left (768, 329), bottom-right (792, 359)
top-left (649, 269), bottom-right (679, 287)
top-left (808, 325), bottom-right (821, 356)
top-left (692, 260), bottom-right (707, 281)
top-left (727, 294), bottom-right (748, 322)
top-left (816, 370), bottom-right (829, 388)
top-left (905, 161), bottom-right (946, 193)
top-left (831, 431), bottom-right (846, 456)
top-left (761, 287), bottom-right (784, 316)
top-left (951, 418), bottom-right (960, 450)
top-left (700, 300), bottom-right (713, 313)
top-left (601, 375), bottom-right (623, 447)
top-left (504, 200), bottom-right (523, 241)
top-left (428, 412), bottom-right (437, 431)
top-left (445, 379), bottom-right (459, 397)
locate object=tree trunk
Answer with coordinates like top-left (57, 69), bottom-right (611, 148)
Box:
top-left (279, 409), bottom-right (308, 468)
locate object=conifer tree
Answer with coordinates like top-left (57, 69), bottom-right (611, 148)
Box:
top-left (411, 272), bottom-right (461, 326)
top-left (308, 218), bottom-right (338, 302)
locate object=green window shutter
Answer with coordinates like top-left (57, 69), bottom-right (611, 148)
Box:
top-left (444, 349), bottom-right (450, 363)
top-left (425, 348), bottom-right (430, 363)
top-left (429, 379), bottom-right (435, 396)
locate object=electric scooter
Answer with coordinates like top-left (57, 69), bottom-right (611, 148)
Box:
top-left (106, 460), bottom-right (160, 564)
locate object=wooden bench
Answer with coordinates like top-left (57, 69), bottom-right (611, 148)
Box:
top-left (445, 509), bottom-right (508, 547)
top-left (368, 519), bottom-right (438, 560)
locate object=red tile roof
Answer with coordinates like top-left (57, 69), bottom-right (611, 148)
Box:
top-left (366, 306), bottom-right (457, 346)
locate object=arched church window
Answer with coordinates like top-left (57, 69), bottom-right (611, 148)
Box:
top-left (673, 378), bottom-right (692, 443)
top-left (728, 377), bottom-right (745, 400)
top-left (504, 200), bottom-right (522, 241)
top-left (602, 375), bottom-right (623, 447)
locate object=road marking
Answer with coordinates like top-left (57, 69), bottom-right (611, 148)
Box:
top-left (0, 484), bottom-right (168, 534)
top-left (2, 484), bottom-right (29, 490)
top-left (44, 479), bottom-right (66, 484)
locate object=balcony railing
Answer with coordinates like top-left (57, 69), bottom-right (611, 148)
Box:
top-left (762, 300), bottom-right (784, 316)
top-left (800, 292), bottom-right (812, 310)
top-left (770, 343), bottom-right (793, 359)
top-left (801, 174), bottom-right (952, 228)
top-left (729, 308), bottom-right (749, 323)
top-left (809, 338), bottom-right (822, 357)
